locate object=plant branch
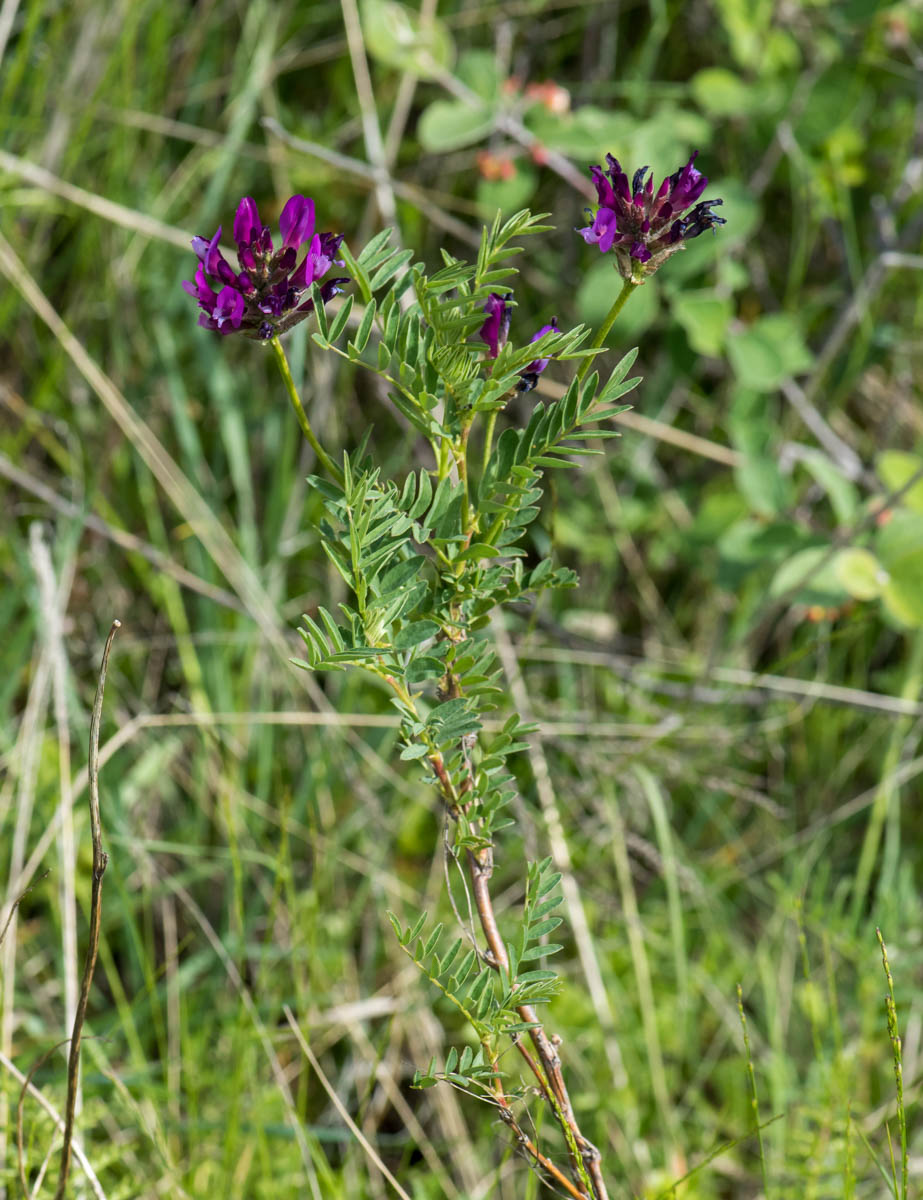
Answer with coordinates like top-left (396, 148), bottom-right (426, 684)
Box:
top-left (54, 619), bottom-right (119, 1200)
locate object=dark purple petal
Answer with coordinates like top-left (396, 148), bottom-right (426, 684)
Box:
top-left (234, 198), bottom-right (261, 250)
top-left (320, 276), bottom-right (349, 303)
top-left (479, 293), bottom-right (512, 358)
top-left (279, 195), bottom-right (315, 250)
top-left (663, 152), bottom-right (708, 212)
top-left (318, 232), bottom-right (345, 260)
top-left (522, 317), bottom-right (559, 375)
top-left (197, 228), bottom-right (239, 286)
top-left (678, 197), bottom-right (726, 240)
top-left (590, 165), bottom-right (617, 208)
top-left (605, 154), bottom-right (631, 203)
top-left (631, 166), bottom-right (649, 197)
top-left (276, 246), bottom-right (297, 274)
top-left (629, 241), bottom-right (652, 262)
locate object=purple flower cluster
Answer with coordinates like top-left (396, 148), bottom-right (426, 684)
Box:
top-left (479, 294), bottom-right (558, 393)
top-left (183, 195), bottom-right (348, 339)
top-left (578, 152), bottom-right (725, 279)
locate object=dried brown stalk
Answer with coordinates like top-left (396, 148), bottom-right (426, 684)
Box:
top-left (53, 620), bottom-right (119, 1200)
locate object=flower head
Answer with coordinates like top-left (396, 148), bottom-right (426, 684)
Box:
top-left (578, 152), bottom-right (725, 279)
top-left (183, 195), bottom-right (348, 338)
top-left (479, 293), bottom-right (512, 358)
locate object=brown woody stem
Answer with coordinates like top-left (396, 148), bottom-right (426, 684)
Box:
top-left (467, 844), bottom-right (604, 1198)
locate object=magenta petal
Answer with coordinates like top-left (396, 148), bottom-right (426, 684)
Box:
top-left (589, 207), bottom-right (619, 253)
top-left (590, 165), bottom-right (616, 208)
top-left (479, 292), bottom-right (511, 358)
top-left (280, 195), bottom-right (315, 250)
top-left (183, 262), bottom-right (217, 306)
top-left (234, 198), bottom-right (261, 249)
top-left (203, 228), bottom-right (224, 275)
top-left (214, 286), bottom-right (245, 330)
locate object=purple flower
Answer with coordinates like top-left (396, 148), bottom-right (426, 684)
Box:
top-left (183, 195), bottom-right (348, 338)
top-left (479, 296), bottom-right (559, 390)
top-left (578, 152), bottom-right (725, 279)
top-left (518, 318), bottom-right (559, 393)
top-left (480, 293), bottom-right (512, 358)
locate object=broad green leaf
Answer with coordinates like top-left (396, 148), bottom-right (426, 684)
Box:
top-left (691, 67), bottom-right (763, 116)
top-left (833, 548), bottom-right (887, 601)
top-left (876, 450), bottom-right (923, 514)
top-left (727, 314), bottom-right (813, 391)
top-left (798, 449), bottom-right (859, 525)
top-left (882, 550), bottom-right (923, 627)
top-left (455, 49), bottom-right (502, 103)
top-left (671, 290), bottom-right (733, 357)
top-left (769, 546), bottom-right (849, 607)
top-left (361, 0), bottom-right (454, 78)
top-left (418, 99), bottom-right (494, 152)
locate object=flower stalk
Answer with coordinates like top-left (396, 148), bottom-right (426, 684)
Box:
top-left (270, 336), bottom-right (344, 485)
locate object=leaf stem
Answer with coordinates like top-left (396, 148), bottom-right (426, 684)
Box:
top-left (576, 277), bottom-right (638, 384)
top-left (271, 335), bottom-right (344, 485)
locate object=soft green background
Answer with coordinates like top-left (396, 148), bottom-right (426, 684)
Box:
top-left (1, 0), bottom-right (921, 1197)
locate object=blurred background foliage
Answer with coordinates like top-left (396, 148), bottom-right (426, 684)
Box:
top-left (2, 0), bottom-right (922, 1196)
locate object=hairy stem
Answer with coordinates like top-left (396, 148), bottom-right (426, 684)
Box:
top-left (270, 336), bottom-right (344, 485)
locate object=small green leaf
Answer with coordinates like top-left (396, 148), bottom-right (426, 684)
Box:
top-left (394, 620), bottom-right (441, 649)
top-left (353, 299), bottom-right (377, 353)
top-left (326, 295), bottom-right (354, 344)
top-left (423, 923), bottom-right (443, 958)
top-left (400, 742), bottom-right (430, 760)
top-left (727, 314), bottom-right (814, 392)
top-left (671, 290), bottom-right (733, 357)
top-left (406, 656), bottom-right (446, 682)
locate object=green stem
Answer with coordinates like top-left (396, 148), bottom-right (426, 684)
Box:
top-left (271, 336), bottom-right (344, 486)
top-left (480, 409), bottom-right (498, 479)
top-left (576, 276), bottom-right (639, 384)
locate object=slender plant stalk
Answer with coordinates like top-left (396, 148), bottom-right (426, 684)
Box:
top-left (576, 277), bottom-right (639, 384)
top-left (54, 619), bottom-right (119, 1200)
top-left (270, 336), bottom-right (344, 485)
top-left (737, 983), bottom-right (770, 1200)
top-left (877, 929), bottom-right (908, 1200)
